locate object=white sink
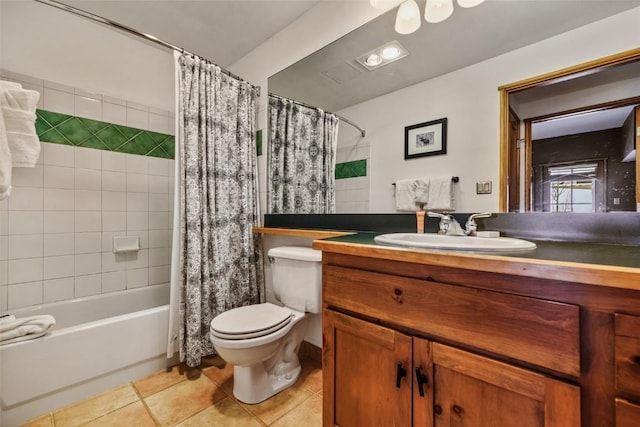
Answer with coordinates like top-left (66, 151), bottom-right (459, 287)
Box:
top-left (374, 233), bottom-right (537, 252)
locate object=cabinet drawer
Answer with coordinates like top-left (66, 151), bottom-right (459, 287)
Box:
top-left (616, 398), bottom-right (640, 427)
top-left (324, 265), bottom-right (580, 377)
top-left (615, 313), bottom-right (640, 399)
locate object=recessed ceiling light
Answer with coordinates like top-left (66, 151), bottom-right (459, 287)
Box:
top-left (380, 46), bottom-right (401, 60)
top-left (365, 54), bottom-right (383, 66)
top-left (355, 40), bottom-right (408, 71)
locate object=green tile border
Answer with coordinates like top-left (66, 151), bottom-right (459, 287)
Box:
top-left (335, 159), bottom-right (367, 180)
top-left (256, 129), bottom-right (263, 157)
top-left (35, 109), bottom-right (175, 159)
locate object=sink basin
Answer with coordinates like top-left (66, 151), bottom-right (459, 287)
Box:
top-left (374, 233), bottom-right (536, 252)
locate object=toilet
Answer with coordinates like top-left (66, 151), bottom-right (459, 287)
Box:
top-left (209, 246), bottom-right (322, 404)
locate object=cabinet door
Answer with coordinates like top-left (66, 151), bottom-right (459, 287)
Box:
top-left (323, 309), bottom-right (413, 427)
top-left (616, 398), bottom-right (640, 427)
top-left (432, 343), bottom-right (580, 427)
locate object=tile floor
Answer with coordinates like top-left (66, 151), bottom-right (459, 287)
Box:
top-left (22, 355), bottom-right (322, 427)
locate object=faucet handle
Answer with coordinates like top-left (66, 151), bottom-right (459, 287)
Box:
top-left (467, 212), bottom-right (492, 222)
top-left (465, 212), bottom-right (492, 236)
top-left (427, 211), bottom-right (449, 219)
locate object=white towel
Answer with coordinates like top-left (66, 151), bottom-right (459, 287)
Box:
top-left (423, 177), bottom-right (455, 212)
top-left (395, 179), bottom-right (419, 211)
top-left (0, 101), bottom-right (10, 199)
top-left (413, 178), bottom-right (430, 206)
top-left (0, 314), bottom-right (56, 345)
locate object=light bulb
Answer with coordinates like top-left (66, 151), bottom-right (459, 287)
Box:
top-left (364, 54), bottom-right (383, 66)
top-left (424, 0), bottom-right (454, 23)
top-left (370, 0), bottom-right (404, 10)
top-left (457, 0), bottom-right (485, 8)
top-left (395, 0), bottom-right (421, 35)
top-left (380, 46), bottom-right (401, 60)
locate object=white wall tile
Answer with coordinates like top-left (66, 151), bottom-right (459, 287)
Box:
top-left (8, 258), bottom-right (43, 284)
top-left (148, 157), bottom-right (169, 177)
top-left (74, 147), bottom-right (102, 170)
top-left (8, 211), bottom-right (43, 235)
top-left (0, 211), bottom-right (7, 235)
top-left (148, 248), bottom-right (169, 267)
top-left (8, 187), bottom-right (43, 211)
top-left (44, 165), bottom-right (76, 189)
top-left (127, 211), bottom-right (148, 231)
top-left (102, 211), bottom-right (126, 231)
top-left (44, 212), bottom-right (74, 234)
top-left (102, 171), bottom-right (126, 191)
top-left (126, 249), bottom-right (148, 269)
top-left (103, 95), bottom-right (126, 106)
top-left (44, 233), bottom-right (74, 256)
top-left (102, 151), bottom-right (127, 172)
top-left (43, 88), bottom-right (74, 115)
top-left (43, 255), bottom-right (74, 280)
top-left (75, 190), bottom-right (102, 211)
top-left (149, 113), bottom-right (169, 133)
top-left (148, 193), bottom-right (169, 212)
top-left (75, 232), bottom-right (101, 254)
top-left (8, 234), bottom-right (43, 259)
top-left (102, 102), bottom-right (127, 126)
top-left (43, 143), bottom-right (75, 167)
top-left (137, 231), bottom-right (149, 249)
top-left (75, 168), bottom-right (102, 190)
top-left (75, 211), bottom-right (101, 232)
top-left (0, 284), bottom-right (7, 311)
top-left (12, 165), bottom-right (44, 188)
top-left (75, 274), bottom-right (101, 297)
top-left (149, 265), bottom-right (170, 285)
top-left (102, 191), bottom-right (126, 211)
top-left (0, 235), bottom-right (7, 260)
top-left (44, 188), bottom-right (74, 211)
top-left (168, 160), bottom-right (176, 178)
top-left (149, 176), bottom-right (168, 194)
top-left (126, 192), bottom-right (148, 212)
top-left (75, 253), bottom-right (102, 276)
top-left (126, 106), bottom-right (149, 129)
top-left (126, 268), bottom-right (148, 289)
top-left (74, 95), bottom-right (102, 121)
top-left (44, 80), bottom-right (74, 93)
top-left (148, 212), bottom-right (169, 230)
top-left (127, 173), bottom-right (148, 193)
top-left (0, 261), bottom-right (7, 286)
top-left (126, 155), bottom-right (148, 174)
top-left (102, 271), bottom-right (125, 293)
top-left (8, 281), bottom-right (43, 309)
top-left (44, 277), bottom-right (74, 303)
top-left (102, 252), bottom-right (127, 272)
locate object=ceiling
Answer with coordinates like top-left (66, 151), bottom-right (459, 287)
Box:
top-left (61, 0), bottom-right (321, 68)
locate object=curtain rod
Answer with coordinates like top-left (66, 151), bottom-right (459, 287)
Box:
top-left (34, 0), bottom-right (261, 97)
top-left (269, 93), bottom-right (366, 138)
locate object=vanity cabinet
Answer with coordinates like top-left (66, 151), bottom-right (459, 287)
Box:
top-left (317, 249), bottom-right (640, 427)
top-left (323, 309), bottom-right (580, 427)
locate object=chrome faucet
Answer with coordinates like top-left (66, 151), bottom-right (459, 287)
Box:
top-left (427, 212), bottom-right (466, 236)
top-left (428, 211), bottom-right (493, 236)
top-left (464, 212), bottom-right (492, 236)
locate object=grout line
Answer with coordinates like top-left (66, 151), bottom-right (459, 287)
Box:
top-left (132, 381), bottom-right (162, 427)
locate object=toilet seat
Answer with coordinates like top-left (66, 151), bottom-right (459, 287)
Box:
top-left (211, 303), bottom-right (293, 340)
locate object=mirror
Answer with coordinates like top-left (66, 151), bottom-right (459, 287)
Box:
top-left (268, 1), bottom-right (640, 214)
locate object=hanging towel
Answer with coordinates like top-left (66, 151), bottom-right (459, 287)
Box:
top-left (0, 314), bottom-right (56, 345)
top-left (424, 177), bottom-right (455, 212)
top-left (413, 178), bottom-right (430, 206)
top-left (395, 179), bottom-right (419, 211)
top-left (0, 101), bottom-right (10, 199)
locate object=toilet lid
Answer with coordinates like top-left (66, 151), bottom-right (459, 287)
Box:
top-left (211, 303), bottom-right (293, 340)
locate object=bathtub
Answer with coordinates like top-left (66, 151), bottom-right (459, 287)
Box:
top-left (0, 284), bottom-right (177, 427)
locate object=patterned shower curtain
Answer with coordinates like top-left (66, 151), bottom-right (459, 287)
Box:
top-left (268, 94), bottom-right (339, 213)
top-left (174, 55), bottom-right (263, 367)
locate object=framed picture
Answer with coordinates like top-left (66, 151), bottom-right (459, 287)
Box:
top-left (404, 117), bottom-right (447, 160)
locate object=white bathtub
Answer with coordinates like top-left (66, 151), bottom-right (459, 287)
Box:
top-left (0, 284), bottom-right (177, 427)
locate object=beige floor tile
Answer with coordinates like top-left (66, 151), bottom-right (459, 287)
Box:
top-left (21, 413), bottom-right (54, 427)
top-left (239, 385), bottom-right (314, 426)
top-left (53, 384), bottom-right (139, 427)
top-left (269, 394), bottom-right (322, 427)
top-left (134, 363), bottom-right (198, 397)
top-left (201, 357), bottom-right (234, 395)
top-left (297, 359), bottom-right (322, 394)
top-left (83, 401), bottom-right (156, 427)
top-left (145, 373), bottom-right (227, 426)
top-left (175, 396), bottom-right (264, 427)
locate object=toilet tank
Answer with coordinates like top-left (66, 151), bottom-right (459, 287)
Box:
top-left (268, 246), bottom-right (322, 313)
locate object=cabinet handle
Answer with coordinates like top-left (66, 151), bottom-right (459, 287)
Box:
top-left (396, 362), bottom-right (407, 388)
top-left (415, 367), bottom-right (429, 397)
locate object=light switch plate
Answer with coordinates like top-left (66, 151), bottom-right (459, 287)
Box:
top-left (476, 181), bottom-right (492, 194)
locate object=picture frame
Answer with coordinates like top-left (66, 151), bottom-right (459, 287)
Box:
top-left (404, 117), bottom-right (447, 160)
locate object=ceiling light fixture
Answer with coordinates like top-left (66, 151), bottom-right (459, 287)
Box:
top-left (356, 40), bottom-right (409, 71)
top-left (373, 0), bottom-right (485, 35)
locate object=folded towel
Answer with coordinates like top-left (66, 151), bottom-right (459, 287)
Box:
top-left (414, 178), bottom-right (430, 206)
top-left (0, 101), bottom-right (11, 199)
top-left (423, 177), bottom-right (455, 212)
top-left (0, 314), bottom-right (56, 345)
top-left (395, 179), bottom-right (419, 211)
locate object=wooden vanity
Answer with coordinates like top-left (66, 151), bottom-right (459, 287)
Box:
top-left (312, 235), bottom-right (640, 427)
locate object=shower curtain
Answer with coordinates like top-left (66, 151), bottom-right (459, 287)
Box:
top-left (267, 94), bottom-right (339, 213)
top-left (168, 53), bottom-right (263, 367)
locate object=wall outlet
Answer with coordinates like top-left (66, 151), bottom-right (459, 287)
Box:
top-left (476, 181), bottom-right (492, 194)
